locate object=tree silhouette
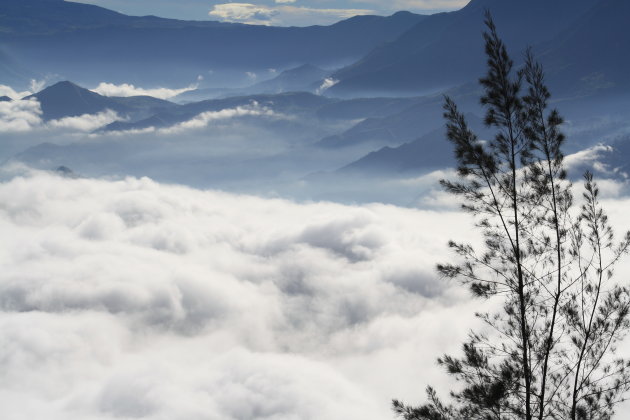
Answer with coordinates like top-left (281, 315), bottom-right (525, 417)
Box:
top-left (393, 12), bottom-right (630, 420)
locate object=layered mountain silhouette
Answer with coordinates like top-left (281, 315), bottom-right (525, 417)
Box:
top-left (0, 0), bottom-right (425, 86)
top-left (6, 0), bottom-right (630, 192)
top-left (23, 81), bottom-right (423, 134)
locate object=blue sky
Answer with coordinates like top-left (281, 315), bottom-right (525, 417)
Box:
top-left (68, 0), bottom-right (470, 26)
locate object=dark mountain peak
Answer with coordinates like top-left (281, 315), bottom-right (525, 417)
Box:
top-left (30, 80), bottom-right (103, 105)
top-left (26, 80), bottom-right (131, 120)
top-left (41, 80), bottom-right (84, 93)
top-left (0, 96), bottom-right (12, 102)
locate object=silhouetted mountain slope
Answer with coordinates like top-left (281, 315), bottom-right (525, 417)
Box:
top-left (339, 113), bottom-right (487, 174)
top-left (541, 0), bottom-right (630, 94)
top-left (26, 81), bottom-right (176, 120)
top-left (318, 84), bottom-right (482, 147)
top-left (316, 97), bottom-right (421, 120)
top-left (0, 0), bottom-right (426, 86)
top-left (0, 96), bottom-right (12, 102)
top-left (331, 0), bottom-right (599, 96)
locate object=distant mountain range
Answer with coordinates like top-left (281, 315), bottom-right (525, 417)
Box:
top-left (4, 0), bottom-right (630, 101)
top-left (0, 0), bottom-right (425, 87)
top-left (5, 0), bottom-right (630, 192)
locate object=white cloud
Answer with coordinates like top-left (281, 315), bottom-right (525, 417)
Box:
top-left (0, 96), bottom-right (123, 134)
top-left (316, 77), bottom-right (339, 95)
top-left (0, 80), bottom-right (49, 101)
top-left (209, 3), bottom-right (374, 26)
top-left (564, 144), bottom-right (615, 175)
top-left (91, 82), bottom-right (199, 100)
top-left (47, 110), bottom-right (123, 132)
top-left (107, 102), bottom-right (282, 136)
top-left (163, 103), bottom-right (279, 133)
top-left (29, 79), bottom-right (46, 94)
top-left (0, 86), bottom-right (28, 101)
top-left (0, 98), bottom-right (42, 132)
top-left (0, 171), bottom-right (483, 420)
top-left (209, 3), bottom-right (277, 25)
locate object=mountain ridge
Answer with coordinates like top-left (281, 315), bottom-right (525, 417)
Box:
top-left (330, 0), bottom-right (601, 96)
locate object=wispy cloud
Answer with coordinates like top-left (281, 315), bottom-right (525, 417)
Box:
top-left (317, 77), bottom-right (339, 95)
top-left (0, 95), bottom-right (123, 134)
top-left (48, 110), bottom-right (123, 132)
top-left (91, 82), bottom-right (198, 100)
top-left (161, 103), bottom-right (279, 134)
top-left (0, 80), bottom-right (45, 101)
top-left (106, 102), bottom-right (283, 136)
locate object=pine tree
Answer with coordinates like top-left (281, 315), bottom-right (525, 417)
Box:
top-left (393, 12), bottom-right (630, 420)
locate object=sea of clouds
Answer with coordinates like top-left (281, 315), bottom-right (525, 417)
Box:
top-left (3, 163), bottom-right (630, 419)
top-left (0, 170), bottom-right (487, 420)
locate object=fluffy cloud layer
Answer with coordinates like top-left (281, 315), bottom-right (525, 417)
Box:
top-left (0, 171), bottom-right (483, 420)
top-left (91, 82), bottom-right (199, 100)
top-left (209, 3), bottom-right (374, 26)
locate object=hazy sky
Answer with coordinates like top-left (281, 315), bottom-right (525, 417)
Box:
top-left (67, 0), bottom-right (471, 26)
